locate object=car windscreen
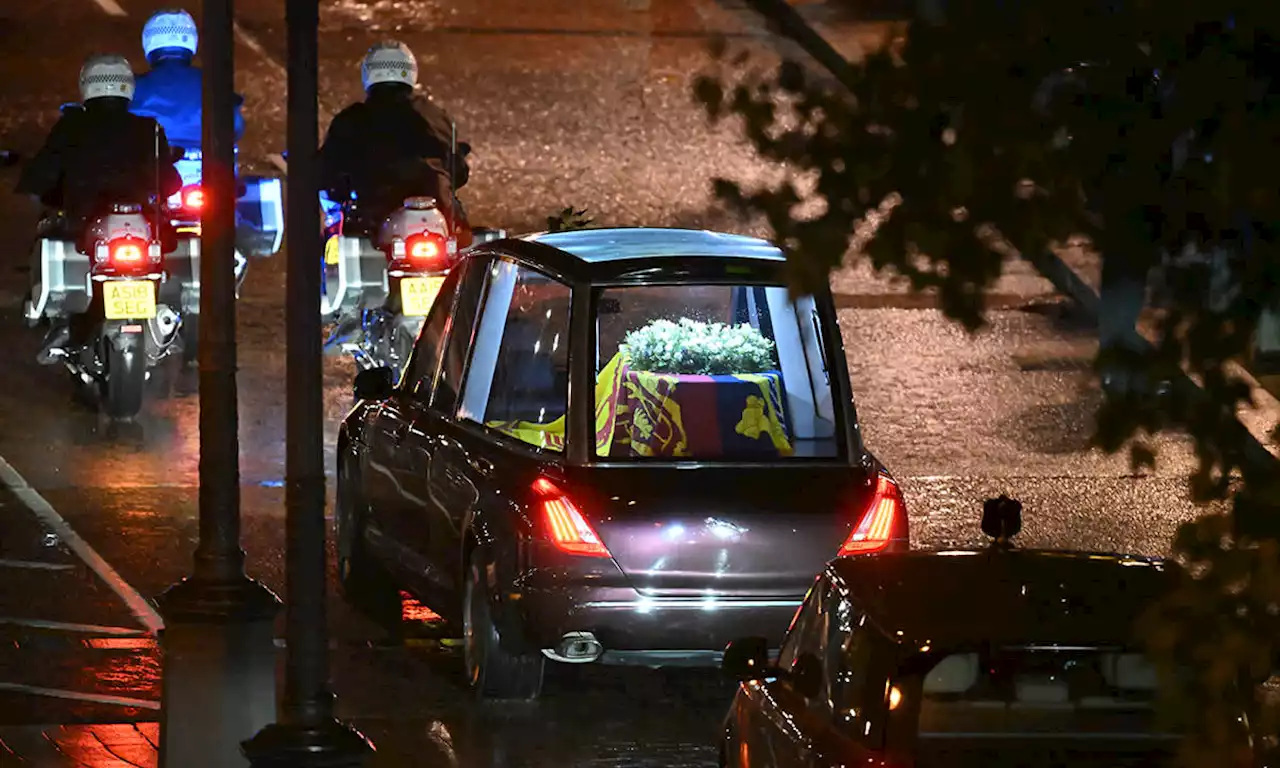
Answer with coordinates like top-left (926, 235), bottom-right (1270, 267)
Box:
top-left (904, 646), bottom-right (1177, 767)
top-left (593, 283), bottom-right (840, 461)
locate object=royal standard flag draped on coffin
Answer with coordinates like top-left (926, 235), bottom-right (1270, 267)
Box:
top-left (491, 351), bottom-right (792, 458)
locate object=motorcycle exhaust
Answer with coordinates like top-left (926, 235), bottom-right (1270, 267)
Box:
top-left (153, 305), bottom-right (180, 343)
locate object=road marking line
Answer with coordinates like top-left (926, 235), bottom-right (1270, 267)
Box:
top-left (0, 683), bottom-right (160, 710)
top-left (0, 559), bottom-right (74, 571)
top-left (89, 0), bottom-right (128, 17)
top-left (233, 22), bottom-right (288, 78)
top-left (0, 618), bottom-right (148, 636)
top-left (0, 457), bottom-right (164, 635)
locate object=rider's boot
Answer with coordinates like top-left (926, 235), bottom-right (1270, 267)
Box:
top-left (35, 324), bottom-right (70, 366)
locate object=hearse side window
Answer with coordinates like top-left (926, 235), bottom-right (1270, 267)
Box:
top-left (402, 264), bottom-right (464, 403)
top-left (429, 257), bottom-right (487, 415)
top-left (457, 260), bottom-right (571, 452)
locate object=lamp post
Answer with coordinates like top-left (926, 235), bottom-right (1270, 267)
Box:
top-left (242, 0), bottom-right (372, 763)
top-left (155, 0), bottom-right (282, 765)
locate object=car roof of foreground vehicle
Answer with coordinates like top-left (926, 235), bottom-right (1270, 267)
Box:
top-left (523, 227), bottom-right (785, 263)
top-left (828, 549), bottom-right (1172, 649)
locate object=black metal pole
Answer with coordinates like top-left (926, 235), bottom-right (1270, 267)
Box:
top-left (243, 0), bottom-right (371, 761)
top-left (197, 0), bottom-right (244, 585)
top-left (282, 0), bottom-right (331, 727)
top-left (157, 0), bottom-right (282, 764)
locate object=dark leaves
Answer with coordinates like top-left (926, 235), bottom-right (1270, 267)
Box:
top-left (695, 3), bottom-right (1280, 762)
top-left (545, 206), bottom-right (593, 232)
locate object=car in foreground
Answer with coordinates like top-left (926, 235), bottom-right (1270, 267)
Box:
top-left (336, 227), bottom-right (908, 700)
top-left (719, 497), bottom-right (1257, 767)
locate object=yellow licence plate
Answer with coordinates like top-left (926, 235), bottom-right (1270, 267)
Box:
top-left (400, 276), bottom-right (444, 317)
top-left (103, 280), bottom-right (157, 320)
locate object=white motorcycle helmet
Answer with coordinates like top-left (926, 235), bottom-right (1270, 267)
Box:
top-left (142, 9), bottom-right (198, 60)
top-left (79, 55), bottom-right (136, 102)
top-left (361, 41), bottom-right (418, 91)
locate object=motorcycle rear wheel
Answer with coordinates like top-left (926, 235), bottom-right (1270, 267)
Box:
top-left (101, 336), bottom-right (146, 421)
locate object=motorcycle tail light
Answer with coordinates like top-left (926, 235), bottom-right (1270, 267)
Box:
top-left (110, 237), bottom-right (145, 266)
top-left (401, 232), bottom-right (448, 270)
top-left (533, 478), bottom-right (611, 558)
top-left (183, 186), bottom-right (204, 210)
top-left (99, 236), bottom-right (159, 271)
top-left (837, 473), bottom-right (905, 556)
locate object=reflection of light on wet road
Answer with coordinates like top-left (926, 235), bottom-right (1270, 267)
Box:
top-left (427, 720), bottom-right (460, 768)
top-left (402, 591), bottom-right (445, 624)
top-left (39, 722), bottom-right (161, 764)
top-left (72, 639), bottom-right (161, 701)
top-left (83, 637), bottom-right (155, 651)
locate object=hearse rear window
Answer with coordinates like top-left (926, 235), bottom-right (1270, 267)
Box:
top-left (593, 284), bottom-right (839, 460)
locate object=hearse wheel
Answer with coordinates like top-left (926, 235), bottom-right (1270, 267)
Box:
top-left (335, 466), bottom-right (401, 631)
top-left (463, 556), bottom-right (544, 701)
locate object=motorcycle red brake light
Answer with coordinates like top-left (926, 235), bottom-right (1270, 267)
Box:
top-left (838, 473), bottom-right (904, 556)
top-left (183, 186), bottom-right (204, 209)
top-left (533, 478), bottom-right (610, 558)
top-left (109, 238), bottom-right (146, 266)
top-left (403, 232), bottom-right (448, 269)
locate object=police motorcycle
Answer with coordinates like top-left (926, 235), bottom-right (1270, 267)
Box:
top-left (165, 146), bottom-right (284, 363)
top-left (26, 196), bottom-right (182, 421)
top-left (320, 193), bottom-right (452, 377)
top-left (316, 140), bottom-right (505, 381)
top-left (18, 94), bottom-right (200, 421)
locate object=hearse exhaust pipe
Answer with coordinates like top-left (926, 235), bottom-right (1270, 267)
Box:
top-left (543, 631), bottom-right (604, 664)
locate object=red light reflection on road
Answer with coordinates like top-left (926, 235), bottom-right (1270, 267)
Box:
top-left (83, 637), bottom-right (156, 650)
top-left (400, 590), bottom-right (444, 624)
top-left (43, 723), bottom-right (158, 766)
top-left (71, 638), bottom-right (161, 703)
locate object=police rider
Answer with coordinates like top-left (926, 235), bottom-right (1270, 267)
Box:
top-left (131, 8), bottom-right (246, 152)
top-left (16, 55), bottom-right (181, 363)
top-left (318, 40), bottom-right (473, 247)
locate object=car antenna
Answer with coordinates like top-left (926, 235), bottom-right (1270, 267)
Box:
top-left (981, 495), bottom-right (1022, 549)
top-left (448, 119), bottom-right (457, 246)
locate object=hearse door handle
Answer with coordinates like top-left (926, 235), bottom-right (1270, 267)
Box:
top-left (466, 456), bottom-right (494, 477)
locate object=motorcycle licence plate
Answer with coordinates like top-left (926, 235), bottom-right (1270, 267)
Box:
top-left (103, 281), bottom-right (157, 320)
top-left (400, 276), bottom-right (444, 317)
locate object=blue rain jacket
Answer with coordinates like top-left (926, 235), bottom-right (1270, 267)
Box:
top-left (130, 60), bottom-right (245, 149)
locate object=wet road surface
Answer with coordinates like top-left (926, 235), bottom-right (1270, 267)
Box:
top-left (0, 0), bottom-right (1262, 765)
